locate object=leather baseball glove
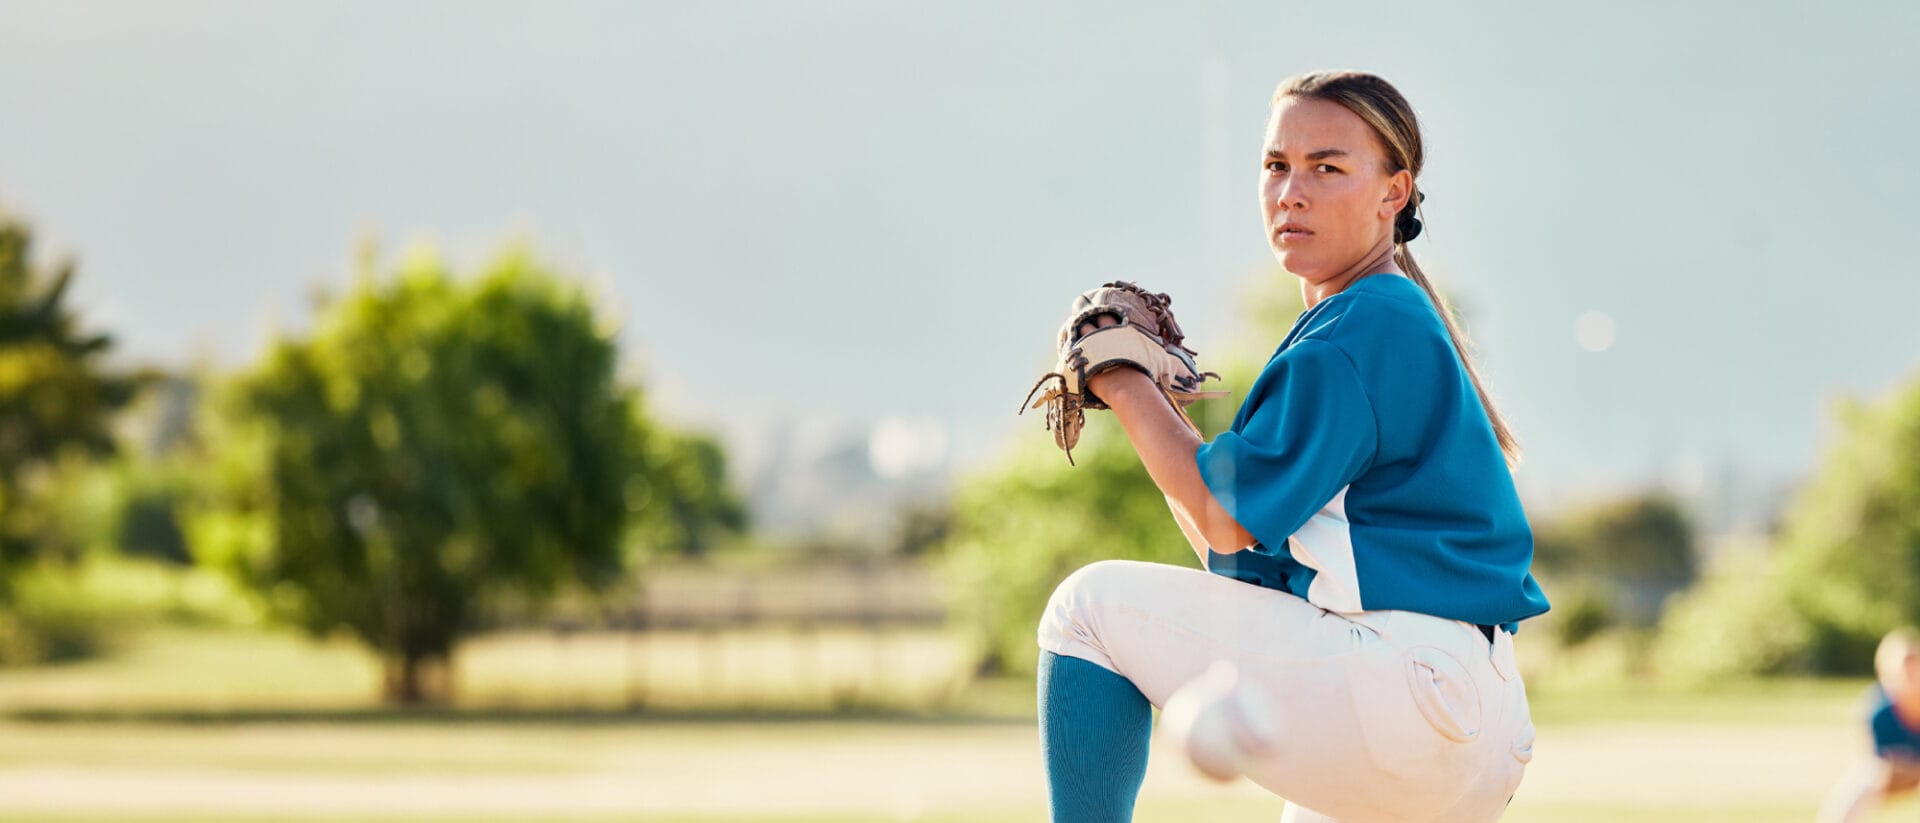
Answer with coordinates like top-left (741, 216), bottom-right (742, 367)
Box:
top-left (1020, 281), bottom-right (1226, 464)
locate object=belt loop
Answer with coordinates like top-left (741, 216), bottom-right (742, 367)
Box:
top-left (1490, 629), bottom-right (1518, 682)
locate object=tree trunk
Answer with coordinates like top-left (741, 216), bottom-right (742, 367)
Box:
top-left (382, 649), bottom-right (450, 705)
top-left (383, 654), bottom-right (423, 705)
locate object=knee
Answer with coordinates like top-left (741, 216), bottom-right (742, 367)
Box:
top-left (1038, 559), bottom-right (1142, 645)
top-left (1046, 559), bottom-right (1138, 613)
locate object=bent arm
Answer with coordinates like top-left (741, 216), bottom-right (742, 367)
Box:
top-left (1090, 368), bottom-right (1256, 555)
top-left (1819, 758), bottom-right (1892, 823)
top-left (1165, 494), bottom-right (1210, 568)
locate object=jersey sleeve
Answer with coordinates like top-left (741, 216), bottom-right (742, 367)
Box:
top-left (1870, 688), bottom-right (1920, 760)
top-left (1194, 338), bottom-right (1378, 552)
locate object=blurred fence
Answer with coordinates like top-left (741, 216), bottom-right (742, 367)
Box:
top-left (465, 558), bottom-right (966, 712)
top-left (627, 559), bottom-right (946, 629)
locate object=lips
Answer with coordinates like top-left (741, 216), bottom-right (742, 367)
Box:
top-left (1274, 222), bottom-right (1313, 243)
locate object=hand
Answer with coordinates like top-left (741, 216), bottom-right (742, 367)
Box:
top-left (1072, 312), bottom-right (1122, 341)
top-left (1020, 280), bottom-right (1225, 465)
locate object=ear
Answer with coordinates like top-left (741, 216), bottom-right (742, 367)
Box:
top-left (1380, 169), bottom-right (1414, 219)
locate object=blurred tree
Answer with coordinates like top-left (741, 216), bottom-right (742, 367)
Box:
top-left (627, 428), bottom-right (747, 559)
top-left (0, 210), bottom-right (141, 577)
top-left (942, 419), bottom-right (1194, 676)
top-left (1545, 583), bottom-right (1615, 647)
top-left (61, 374), bottom-right (209, 568)
top-left (1653, 554), bottom-right (1812, 683)
top-left (1532, 492), bottom-right (1697, 626)
top-left (1533, 494), bottom-right (1697, 582)
top-left (110, 455), bottom-right (196, 566)
top-left (1772, 379), bottom-right (1920, 672)
top-left (941, 271), bottom-right (1296, 677)
top-left (1656, 376), bottom-right (1920, 679)
top-left (891, 501), bottom-right (952, 557)
top-left (190, 246), bottom-right (739, 703)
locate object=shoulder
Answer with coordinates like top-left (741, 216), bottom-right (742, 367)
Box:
top-left (1247, 337), bottom-right (1368, 402)
top-left (1294, 274), bottom-right (1446, 352)
top-left (1284, 274), bottom-right (1453, 390)
top-left (1869, 686), bottom-right (1920, 747)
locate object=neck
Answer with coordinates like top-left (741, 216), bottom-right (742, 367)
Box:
top-left (1895, 687), bottom-right (1920, 726)
top-left (1300, 239), bottom-right (1402, 309)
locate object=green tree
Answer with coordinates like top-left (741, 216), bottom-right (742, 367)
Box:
top-left (1773, 380), bottom-right (1920, 672)
top-left (191, 247), bottom-right (727, 703)
top-left (941, 419), bottom-right (1193, 676)
top-left (941, 272), bottom-right (1296, 677)
top-left (1657, 377), bottom-right (1920, 679)
top-left (627, 428), bottom-right (747, 559)
top-left (1532, 492), bottom-right (1697, 628)
top-left (0, 210), bottom-right (140, 576)
top-left (1653, 554), bottom-right (1812, 683)
top-left (891, 501), bottom-right (953, 557)
top-left (1533, 494), bottom-right (1697, 583)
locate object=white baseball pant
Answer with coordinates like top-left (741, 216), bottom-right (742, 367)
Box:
top-left (1037, 559), bottom-right (1536, 822)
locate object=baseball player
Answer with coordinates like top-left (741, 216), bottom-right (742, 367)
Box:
top-left (1025, 71), bottom-right (1549, 822)
top-left (1820, 629), bottom-right (1920, 822)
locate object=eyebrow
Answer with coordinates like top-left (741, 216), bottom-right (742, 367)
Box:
top-left (1266, 148), bottom-right (1351, 161)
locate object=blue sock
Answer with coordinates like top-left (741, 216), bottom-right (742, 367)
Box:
top-left (1038, 649), bottom-right (1152, 823)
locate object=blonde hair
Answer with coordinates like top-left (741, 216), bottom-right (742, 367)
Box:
top-left (1878, 628), bottom-right (1920, 693)
top-left (1275, 71), bottom-right (1521, 467)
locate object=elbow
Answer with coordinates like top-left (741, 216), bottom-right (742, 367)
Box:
top-left (1202, 522), bottom-right (1256, 554)
top-left (1180, 481), bottom-right (1254, 553)
top-left (1178, 445), bottom-right (1254, 552)
top-left (1195, 505), bottom-right (1255, 553)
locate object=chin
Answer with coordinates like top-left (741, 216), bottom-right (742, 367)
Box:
top-left (1270, 251), bottom-right (1319, 281)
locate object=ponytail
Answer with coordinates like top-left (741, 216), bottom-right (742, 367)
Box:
top-left (1277, 70), bottom-right (1522, 469)
top-left (1395, 244), bottom-right (1523, 468)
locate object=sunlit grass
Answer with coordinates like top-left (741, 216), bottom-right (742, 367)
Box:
top-left (0, 801), bottom-right (1842, 822)
top-left (0, 625), bottom-right (382, 712)
top-left (0, 623), bottom-right (1888, 822)
top-left (0, 622), bottom-right (980, 715)
top-left (1528, 675), bottom-right (1869, 727)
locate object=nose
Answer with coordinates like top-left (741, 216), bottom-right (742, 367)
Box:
top-left (1271, 172), bottom-right (1307, 212)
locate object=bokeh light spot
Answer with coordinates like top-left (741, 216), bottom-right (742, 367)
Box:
top-left (1575, 311), bottom-right (1616, 352)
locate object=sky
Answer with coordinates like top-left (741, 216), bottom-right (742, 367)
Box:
top-left (2, 0), bottom-right (1916, 513)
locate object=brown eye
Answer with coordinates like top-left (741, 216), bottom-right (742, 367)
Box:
top-left (1265, 161), bottom-right (1286, 173)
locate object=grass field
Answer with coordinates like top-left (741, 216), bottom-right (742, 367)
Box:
top-left (0, 623), bottom-right (974, 715)
top-left (0, 624), bottom-right (1905, 821)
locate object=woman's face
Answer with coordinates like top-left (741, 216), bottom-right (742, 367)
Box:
top-left (1260, 96), bottom-right (1412, 283)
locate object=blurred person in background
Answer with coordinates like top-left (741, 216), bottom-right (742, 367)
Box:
top-left (1821, 628), bottom-right (1920, 822)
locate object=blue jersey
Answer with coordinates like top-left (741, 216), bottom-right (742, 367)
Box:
top-left (1869, 684), bottom-right (1920, 760)
top-left (1194, 273), bottom-right (1549, 630)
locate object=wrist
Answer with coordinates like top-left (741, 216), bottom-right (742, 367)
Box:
top-left (1087, 366), bottom-right (1155, 404)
